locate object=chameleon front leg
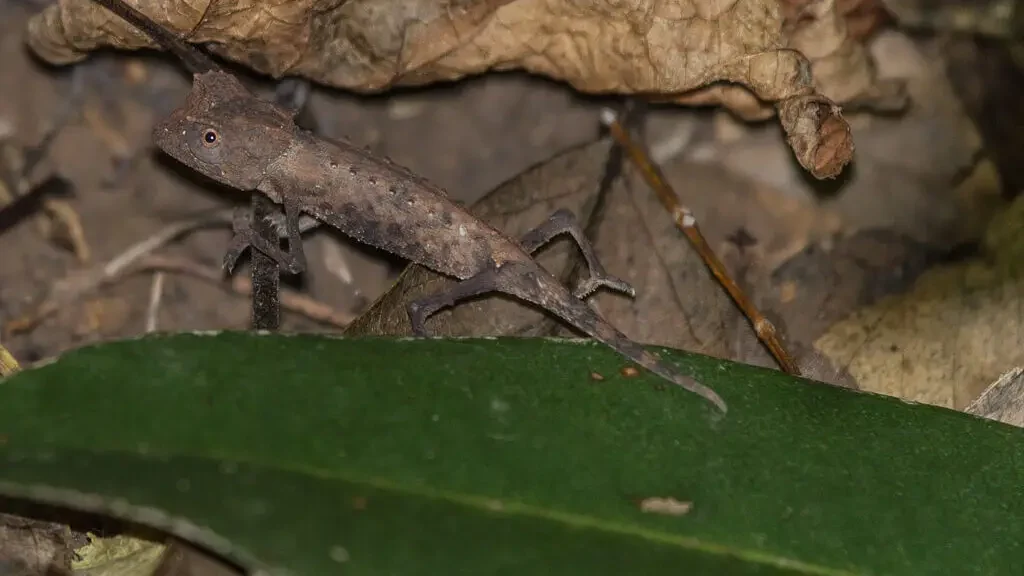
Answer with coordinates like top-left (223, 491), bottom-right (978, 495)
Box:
top-left (223, 198), bottom-right (308, 275)
top-left (518, 208), bottom-right (634, 299)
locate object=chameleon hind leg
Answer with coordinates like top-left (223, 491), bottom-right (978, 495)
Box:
top-left (407, 267), bottom-right (502, 337)
top-left (406, 209), bottom-right (633, 336)
top-left (518, 208), bottom-right (634, 300)
top-left (223, 197), bottom-right (308, 275)
top-left (407, 262), bottom-right (553, 337)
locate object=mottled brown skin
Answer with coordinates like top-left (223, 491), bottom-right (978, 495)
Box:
top-left (152, 71), bottom-right (727, 413)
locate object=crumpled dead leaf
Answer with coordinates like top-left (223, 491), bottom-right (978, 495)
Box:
top-left (24, 0), bottom-right (904, 178)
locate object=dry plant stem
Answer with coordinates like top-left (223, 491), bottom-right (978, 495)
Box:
top-left (0, 343), bottom-right (21, 377)
top-left (137, 254), bottom-right (354, 328)
top-left (601, 109), bottom-right (801, 376)
top-left (250, 194), bottom-right (281, 330)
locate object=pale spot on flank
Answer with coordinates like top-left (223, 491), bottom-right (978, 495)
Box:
top-left (459, 225), bottom-right (467, 237)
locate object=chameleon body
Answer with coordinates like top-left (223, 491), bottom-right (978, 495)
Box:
top-left (153, 72), bottom-right (726, 413)
top-left (85, 0), bottom-right (725, 412)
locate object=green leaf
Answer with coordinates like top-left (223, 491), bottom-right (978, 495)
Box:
top-left (0, 333), bottom-right (1021, 575)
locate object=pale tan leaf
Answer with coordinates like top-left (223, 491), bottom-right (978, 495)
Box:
top-left (21, 0), bottom-right (901, 177)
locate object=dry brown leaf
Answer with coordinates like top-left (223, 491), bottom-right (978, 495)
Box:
top-left (22, 0), bottom-right (901, 178)
top-left (813, 193), bottom-right (1024, 410)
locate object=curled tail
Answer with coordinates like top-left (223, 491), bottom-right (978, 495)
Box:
top-left (510, 266), bottom-right (727, 413)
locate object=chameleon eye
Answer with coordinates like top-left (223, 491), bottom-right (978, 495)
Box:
top-left (202, 129), bottom-right (220, 147)
top-left (186, 126), bottom-right (225, 165)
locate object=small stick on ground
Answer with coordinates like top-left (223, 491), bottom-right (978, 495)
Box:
top-left (600, 108), bottom-right (801, 376)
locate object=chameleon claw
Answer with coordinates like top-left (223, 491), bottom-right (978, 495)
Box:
top-left (223, 233), bottom-right (251, 274)
top-left (573, 274), bottom-right (636, 301)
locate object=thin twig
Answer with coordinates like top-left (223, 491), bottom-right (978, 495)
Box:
top-left (600, 108), bottom-right (801, 375)
top-left (145, 271), bottom-right (165, 333)
top-left (137, 254), bottom-right (354, 328)
top-left (250, 194), bottom-right (281, 330)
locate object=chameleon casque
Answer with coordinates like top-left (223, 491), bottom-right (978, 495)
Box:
top-left (89, 0), bottom-right (727, 413)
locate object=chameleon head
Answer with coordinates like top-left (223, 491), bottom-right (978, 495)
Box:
top-left (153, 71), bottom-right (294, 191)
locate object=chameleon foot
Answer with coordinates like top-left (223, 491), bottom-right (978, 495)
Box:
top-left (572, 273), bottom-right (634, 301)
top-left (518, 208), bottom-right (635, 300)
top-left (223, 205), bottom-right (307, 275)
top-left (223, 231), bottom-right (251, 275)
